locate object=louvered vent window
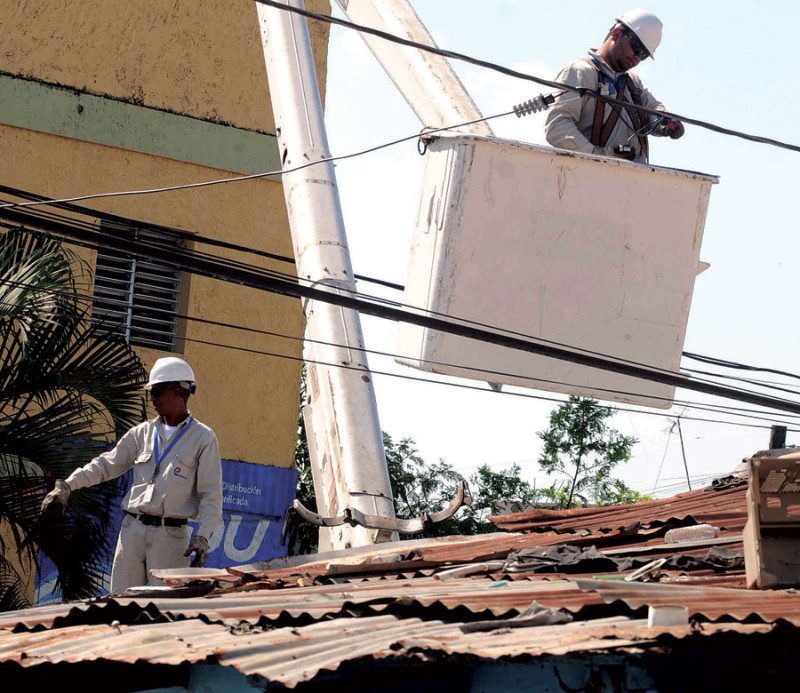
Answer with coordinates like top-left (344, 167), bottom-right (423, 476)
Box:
top-left (91, 226), bottom-right (183, 352)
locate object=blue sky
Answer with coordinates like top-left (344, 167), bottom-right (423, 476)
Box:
top-left (322, 2), bottom-right (800, 496)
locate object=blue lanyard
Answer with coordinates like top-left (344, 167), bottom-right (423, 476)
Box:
top-left (152, 416), bottom-right (193, 477)
top-left (588, 54), bottom-right (623, 94)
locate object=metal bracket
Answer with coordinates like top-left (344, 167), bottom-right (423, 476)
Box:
top-left (281, 480), bottom-right (472, 544)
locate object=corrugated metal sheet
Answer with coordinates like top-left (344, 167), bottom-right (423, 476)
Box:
top-left (0, 613), bottom-right (771, 687)
top-left (490, 484), bottom-right (747, 534)
top-left (5, 569), bottom-right (797, 637)
top-left (0, 577), bottom-right (607, 632)
top-left (577, 578), bottom-right (800, 623)
top-left (3, 481), bottom-right (797, 687)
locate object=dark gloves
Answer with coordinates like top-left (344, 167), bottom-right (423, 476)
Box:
top-left (659, 118), bottom-right (685, 139)
top-left (184, 534), bottom-right (210, 567)
top-left (40, 480), bottom-right (71, 515)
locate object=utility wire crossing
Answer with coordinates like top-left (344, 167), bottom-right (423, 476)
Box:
top-left (4, 205), bottom-right (800, 417)
top-left (1, 189), bottom-right (791, 407)
top-left (3, 267), bottom-right (796, 432)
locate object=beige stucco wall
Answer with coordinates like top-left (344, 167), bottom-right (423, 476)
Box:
top-left (0, 123), bottom-right (304, 466)
top-left (1, 0), bottom-right (331, 132)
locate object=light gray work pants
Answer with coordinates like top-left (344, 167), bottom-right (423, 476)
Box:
top-left (110, 513), bottom-right (190, 593)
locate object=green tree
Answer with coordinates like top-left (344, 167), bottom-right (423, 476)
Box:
top-left (384, 433), bottom-right (473, 537)
top-left (0, 229), bottom-right (146, 608)
top-left (466, 464), bottom-right (538, 525)
top-left (595, 479), bottom-right (652, 506)
top-left (292, 423), bottom-right (545, 548)
top-left (538, 396), bottom-right (638, 509)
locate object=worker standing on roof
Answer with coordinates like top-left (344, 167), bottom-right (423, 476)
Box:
top-left (41, 357), bottom-right (222, 593)
top-left (545, 9), bottom-right (684, 164)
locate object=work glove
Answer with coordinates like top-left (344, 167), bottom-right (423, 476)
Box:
top-left (40, 480), bottom-right (71, 516)
top-left (184, 534), bottom-right (210, 567)
top-left (658, 118), bottom-right (685, 139)
top-left (668, 119), bottom-right (685, 139)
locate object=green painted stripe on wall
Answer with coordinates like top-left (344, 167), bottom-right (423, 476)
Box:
top-left (0, 74), bottom-right (280, 176)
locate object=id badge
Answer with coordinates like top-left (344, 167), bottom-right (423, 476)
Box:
top-left (140, 481), bottom-right (155, 504)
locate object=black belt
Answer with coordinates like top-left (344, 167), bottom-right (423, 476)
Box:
top-left (125, 511), bottom-right (187, 527)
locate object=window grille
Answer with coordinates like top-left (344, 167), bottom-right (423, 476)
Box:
top-left (91, 225), bottom-right (183, 352)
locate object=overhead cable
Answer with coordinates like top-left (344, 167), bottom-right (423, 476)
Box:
top-left (0, 184), bottom-right (408, 292)
top-left (0, 111), bottom-right (511, 212)
top-left (10, 186), bottom-right (797, 398)
top-left (1, 194), bottom-right (788, 407)
top-left (254, 0), bottom-right (800, 155)
top-left (682, 367), bottom-right (800, 398)
top-left (174, 331), bottom-right (794, 433)
top-left (683, 351), bottom-right (800, 383)
top-left (5, 213), bottom-right (800, 416)
top-left (0, 247), bottom-right (793, 432)
top-left (7, 268), bottom-right (796, 430)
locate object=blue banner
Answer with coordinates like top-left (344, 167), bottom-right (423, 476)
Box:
top-left (36, 460), bottom-right (297, 603)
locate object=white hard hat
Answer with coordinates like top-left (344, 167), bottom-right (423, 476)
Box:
top-left (616, 9), bottom-right (663, 59)
top-left (146, 357), bottom-right (196, 392)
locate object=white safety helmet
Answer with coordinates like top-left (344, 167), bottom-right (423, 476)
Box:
top-left (146, 357), bottom-right (196, 393)
top-left (616, 9), bottom-right (663, 59)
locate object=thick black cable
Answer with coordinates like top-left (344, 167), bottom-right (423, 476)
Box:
top-left (3, 203), bottom-right (796, 416)
top-left (0, 183), bottom-right (794, 410)
top-left (0, 184), bottom-right (406, 292)
top-left (7, 186), bottom-right (799, 402)
top-left (12, 267), bottom-right (793, 429)
top-left (6, 214), bottom-right (800, 415)
top-left (256, 0), bottom-right (800, 155)
top-left (163, 332), bottom-right (798, 434)
top-left (682, 367), bottom-right (800, 398)
top-left (2, 193), bottom-right (787, 406)
top-left (1, 250), bottom-right (794, 432)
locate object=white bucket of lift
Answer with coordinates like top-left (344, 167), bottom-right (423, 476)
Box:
top-left (397, 134), bottom-right (718, 409)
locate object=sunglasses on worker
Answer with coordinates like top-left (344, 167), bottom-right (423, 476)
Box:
top-left (149, 383), bottom-right (174, 398)
top-left (622, 27), bottom-right (649, 59)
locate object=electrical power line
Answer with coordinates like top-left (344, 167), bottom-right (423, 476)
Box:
top-left (683, 351), bottom-right (800, 383)
top-left (4, 208), bottom-right (800, 417)
top-left (0, 111), bottom-right (511, 212)
top-left (172, 331), bottom-right (799, 433)
top-left (4, 196), bottom-right (796, 414)
top-left (6, 265), bottom-right (797, 431)
top-left (1, 3), bottom-right (797, 221)
top-left (255, 0), bottom-right (800, 155)
top-left (5, 185), bottom-right (799, 406)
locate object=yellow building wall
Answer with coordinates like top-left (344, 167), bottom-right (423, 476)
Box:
top-left (1, 0), bottom-right (331, 132)
top-left (0, 123), bottom-right (304, 466)
top-left (0, 0), bottom-right (333, 468)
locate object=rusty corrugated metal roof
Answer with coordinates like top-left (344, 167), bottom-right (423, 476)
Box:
top-left (577, 578), bottom-right (800, 623)
top-left (489, 484), bottom-right (747, 534)
top-left (0, 612), bottom-right (773, 687)
top-left (0, 576), bottom-right (608, 632)
top-left (5, 567), bottom-right (797, 637)
top-left (3, 480), bottom-right (797, 686)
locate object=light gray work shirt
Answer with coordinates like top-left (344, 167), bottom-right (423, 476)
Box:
top-left (545, 50), bottom-right (667, 163)
top-left (66, 413), bottom-right (223, 539)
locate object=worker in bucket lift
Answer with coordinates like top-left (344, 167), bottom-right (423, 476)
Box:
top-left (41, 357), bottom-right (222, 593)
top-left (544, 9), bottom-right (684, 164)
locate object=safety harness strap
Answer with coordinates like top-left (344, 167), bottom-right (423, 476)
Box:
top-left (586, 59), bottom-right (649, 159)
